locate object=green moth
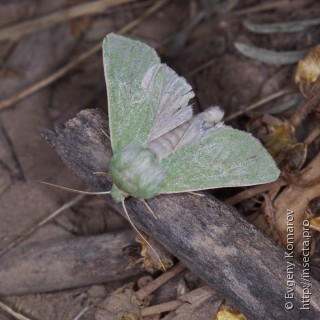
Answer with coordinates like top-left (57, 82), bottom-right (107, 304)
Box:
top-left (103, 33), bottom-right (280, 203)
top-left (44, 33), bottom-right (280, 269)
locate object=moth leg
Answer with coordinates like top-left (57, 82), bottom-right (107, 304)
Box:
top-left (101, 129), bottom-right (110, 140)
top-left (93, 172), bottom-right (108, 176)
top-left (121, 201), bottom-right (166, 271)
top-left (40, 182), bottom-right (111, 195)
top-left (140, 199), bottom-right (157, 219)
top-left (187, 191), bottom-right (205, 197)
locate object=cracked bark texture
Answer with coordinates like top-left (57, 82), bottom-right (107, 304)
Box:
top-left (0, 230), bottom-right (139, 295)
top-left (43, 108), bottom-right (320, 320)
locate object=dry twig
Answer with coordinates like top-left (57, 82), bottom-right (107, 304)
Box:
top-left (304, 126), bottom-right (320, 145)
top-left (225, 179), bottom-right (286, 206)
top-left (0, 300), bottom-right (32, 320)
top-left (0, 195), bottom-right (84, 257)
top-left (0, 0), bottom-right (169, 111)
top-left (274, 153), bottom-right (320, 248)
top-left (141, 300), bottom-right (183, 317)
top-left (136, 263), bottom-right (185, 300)
top-left (290, 91), bottom-right (320, 128)
top-left (0, 0), bottom-right (136, 41)
top-left (224, 88), bottom-right (295, 121)
top-left (231, 0), bottom-right (313, 16)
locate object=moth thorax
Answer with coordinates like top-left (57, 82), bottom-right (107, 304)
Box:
top-left (109, 143), bottom-right (165, 201)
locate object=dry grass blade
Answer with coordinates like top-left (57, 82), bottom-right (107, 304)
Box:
top-left (235, 42), bottom-right (308, 65)
top-left (136, 263), bottom-right (185, 300)
top-left (231, 0), bottom-right (313, 16)
top-left (0, 0), bottom-right (169, 112)
top-left (187, 57), bottom-right (216, 77)
top-left (0, 0), bottom-right (136, 41)
top-left (304, 126), bottom-right (320, 145)
top-left (0, 300), bottom-right (32, 320)
top-left (290, 90), bottom-right (320, 128)
top-left (141, 300), bottom-right (183, 316)
top-left (224, 88), bottom-right (295, 121)
top-left (0, 195), bottom-right (84, 258)
top-left (244, 18), bottom-right (320, 34)
top-left (164, 11), bottom-right (206, 57)
top-left (72, 306), bottom-right (92, 320)
top-left (116, 0), bottom-right (169, 35)
top-left (273, 153), bottom-right (320, 249)
top-left (225, 179), bottom-right (286, 206)
top-left (0, 43), bottom-right (101, 111)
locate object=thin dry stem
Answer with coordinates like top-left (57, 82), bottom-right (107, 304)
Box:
top-left (187, 57), bottom-right (216, 77)
top-left (0, 0), bottom-right (169, 111)
top-left (122, 201), bottom-right (165, 271)
top-left (0, 42), bottom-right (101, 111)
top-left (0, 300), bottom-right (32, 320)
top-left (290, 91), bottom-right (320, 128)
top-left (72, 306), bottom-right (92, 320)
top-left (136, 263), bottom-right (185, 300)
top-left (0, 195), bottom-right (84, 257)
top-left (231, 0), bottom-right (312, 16)
top-left (141, 300), bottom-right (184, 317)
top-left (224, 88), bottom-right (295, 122)
top-left (225, 179), bottom-right (286, 206)
top-left (0, 0), bottom-right (136, 41)
top-left (304, 126), bottom-right (320, 145)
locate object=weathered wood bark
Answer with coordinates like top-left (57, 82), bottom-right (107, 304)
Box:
top-left (0, 230), bottom-right (139, 295)
top-left (42, 108), bottom-right (320, 320)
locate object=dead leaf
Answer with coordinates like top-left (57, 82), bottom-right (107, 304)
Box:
top-left (138, 235), bottom-right (173, 272)
top-left (273, 154), bottom-right (320, 255)
top-left (95, 285), bottom-right (142, 320)
top-left (215, 304), bottom-right (247, 320)
top-left (310, 216), bottom-right (320, 232)
top-left (295, 46), bottom-right (320, 98)
top-left (172, 287), bottom-right (222, 320)
top-left (247, 115), bottom-right (307, 171)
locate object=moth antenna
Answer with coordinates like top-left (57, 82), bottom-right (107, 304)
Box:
top-left (101, 129), bottom-right (110, 140)
top-left (121, 201), bottom-right (166, 271)
top-left (40, 181), bottom-right (111, 195)
top-left (140, 199), bottom-right (157, 219)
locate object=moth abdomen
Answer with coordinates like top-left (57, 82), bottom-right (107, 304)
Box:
top-left (147, 106), bottom-right (225, 160)
top-left (147, 121), bottom-right (190, 159)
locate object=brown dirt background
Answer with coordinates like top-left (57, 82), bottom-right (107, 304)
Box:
top-left (0, 0), bottom-right (320, 319)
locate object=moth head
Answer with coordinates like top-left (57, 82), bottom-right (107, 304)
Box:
top-left (109, 143), bottom-right (166, 201)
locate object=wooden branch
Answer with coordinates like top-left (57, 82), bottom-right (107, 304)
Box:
top-left (0, 230), bottom-right (139, 295)
top-left (42, 108), bottom-right (320, 320)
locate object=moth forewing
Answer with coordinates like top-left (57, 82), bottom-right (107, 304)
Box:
top-left (103, 33), bottom-right (160, 152)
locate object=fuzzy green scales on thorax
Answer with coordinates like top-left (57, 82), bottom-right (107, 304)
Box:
top-left (109, 142), bottom-right (165, 202)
